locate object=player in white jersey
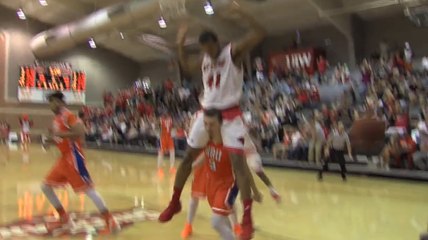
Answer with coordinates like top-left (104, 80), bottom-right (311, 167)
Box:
top-left (159, 2), bottom-right (266, 240)
top-left (19, 114), bottom-right (33, 152)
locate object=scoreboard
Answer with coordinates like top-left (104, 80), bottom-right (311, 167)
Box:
top-left (17, 62), bottom-right (86, 104)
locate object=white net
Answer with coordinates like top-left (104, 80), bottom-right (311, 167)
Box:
top-left (159, 0), bottom-right (187, 20)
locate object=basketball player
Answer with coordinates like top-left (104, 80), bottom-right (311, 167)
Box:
top-left (159, 4), bottom-right (266, 239)
top-left (41, 92), bottom-right (119, 232)
top-left (19, 114), bottom-right (33, 152)
top-left (158, 113), bottom-right (176, 176)
top-left (181, 131), bottom-right (280, 239)
top-left (188, 109), bottom-right (241, 240)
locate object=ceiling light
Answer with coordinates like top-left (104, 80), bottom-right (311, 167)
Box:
top-left (88, 38), bottom-right (97, 48)
top-left (119, 32), bottom-right (125, 40)
top-left (17, 8), bottom-right (26, 20)
top-left (204, 1), bottom-right (214, 15)
top-left (158, 17), bottom-right (167, 29)
top-left (39, 0), bottom-right (48, 6)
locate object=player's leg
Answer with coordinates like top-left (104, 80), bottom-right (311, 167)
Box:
top-left (159, 113), bottom-right (207, 222)
top-left (211, 213), bottom-right (235, 240)
top-left (68, 153), bottom-right (120, 232)
top-left (229, 205), bottom-right (242, 236)
top-left (245, 135), bottom-right (281, 203)
top-left (222, 119), bottom-right (256, 239)
top-left (181, 197), bottom-right (199, 238)
top-left (42, 161), bottom-right (74, 227)
top-left (169, 138), bottom-right (176, 173)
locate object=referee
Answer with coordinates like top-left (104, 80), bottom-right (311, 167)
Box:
top-left (319, 122), bottom-right (352, 181)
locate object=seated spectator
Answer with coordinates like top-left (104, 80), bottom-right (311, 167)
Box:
top-left (100, 123), bottom-right (113, 144)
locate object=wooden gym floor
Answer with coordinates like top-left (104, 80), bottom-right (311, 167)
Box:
top-left (0, 145), bottom-right (427, 240)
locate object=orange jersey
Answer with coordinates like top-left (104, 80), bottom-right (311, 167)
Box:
top-left (204, 142), bottom-right (233, 179)
top-left (52, 108), bottom-right (83, 156)
top-left (160, 117), bottom-right (173, 139)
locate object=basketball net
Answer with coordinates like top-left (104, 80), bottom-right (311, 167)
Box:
top-left (158, 0), bottom-right (187, 20)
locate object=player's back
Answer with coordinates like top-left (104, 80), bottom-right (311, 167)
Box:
top-left (53, 108), bottom-right (84, 156)
top-left (201, 44), bottom-right (243, 110)
top-left (204, 142), bottom-right (233, 180)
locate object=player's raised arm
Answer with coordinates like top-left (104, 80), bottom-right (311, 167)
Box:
top-left (227, 2), bottom-right (266, 64)
top-left (177, 23), bottom-right (200, 76)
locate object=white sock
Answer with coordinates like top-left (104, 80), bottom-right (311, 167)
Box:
top-left (187, 197), bottom-right (199, 224)
top-left (212, 213), bottom-right (234, 240)
top-left (170, 150), bottom-right (175, 169)
top-left (41, 184), bottom-right (63, 210)
top-left (157, 151), bottom-right (164, 169)
top-left (229, 205), bottom-right (238, 226)
top-left (85, 188), bottom-right (108, 213)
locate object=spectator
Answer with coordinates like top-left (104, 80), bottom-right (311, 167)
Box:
top-left (308, 118), bottom-right (325, 165)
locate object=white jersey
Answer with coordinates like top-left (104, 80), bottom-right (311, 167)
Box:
top-left (201, 44), bottom-right (243, 110)
top-left (21, 121), bottom-right (31, 133)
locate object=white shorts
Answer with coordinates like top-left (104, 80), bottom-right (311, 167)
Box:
top-left (244, 133), bottom-right (263, 172)
top-left (187, 110), bottom-right (247, 152)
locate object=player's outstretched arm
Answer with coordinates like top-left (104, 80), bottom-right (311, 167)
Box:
top-left (177, 23), bottom-right (200, 76)
top-left (226, 2), bottom-right (266, 64)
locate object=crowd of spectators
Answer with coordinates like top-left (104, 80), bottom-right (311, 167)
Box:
top-left (80, 79), bottom-right (198, 151)
top-left (81, 41), bottom-right (428, 171)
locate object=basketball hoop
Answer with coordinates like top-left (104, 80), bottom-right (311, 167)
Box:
top-left (158, 0), bottom-right (187, 20)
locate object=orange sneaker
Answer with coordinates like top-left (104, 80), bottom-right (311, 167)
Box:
top-left (181, 223), bottom-right (193, 239)
top-left (157, 168), bottom-right (165, 179)
top-left (234, 224), bottom-right (243, 236)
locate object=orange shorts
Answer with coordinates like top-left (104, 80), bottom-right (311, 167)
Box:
top-left (206, 177), bottom-right (238, 216)
top-left (191, 164), bottom-right (208, 198)
top-left (160, 137), bottom-right (174, 152)
top-left (44, 152), bottom-right (93, 192)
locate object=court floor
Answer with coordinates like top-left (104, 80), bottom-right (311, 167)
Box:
top-left (0, 145), bottom-right (428, 240)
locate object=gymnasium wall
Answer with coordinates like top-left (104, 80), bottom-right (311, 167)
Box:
top-left (261, 14), bottom-right (428, 65)
top-left (0, 5), bottom-right (140, 133)
top-left (0, 5), bottom-right (140, 106)
top-left (364, 15), bottom-right (428, 58)
top-left (139, 59), bottom-right (180, 87)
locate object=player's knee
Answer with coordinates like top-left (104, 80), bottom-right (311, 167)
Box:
top-left (211, 214), bottom-right (224, 231)
top-left (41, 183), bottom-right (51, 192)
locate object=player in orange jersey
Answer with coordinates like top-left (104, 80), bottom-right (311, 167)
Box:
top-left (187, 109), bottom-right (246, 240)
top-left (19, 114), bottom-right (33, 152)
top-left (41, 92), bottom-right (120, 233)
top-left (157, 113), bottom-right (176, 176)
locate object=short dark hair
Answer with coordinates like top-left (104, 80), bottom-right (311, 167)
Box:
top-left (47, 91), bottom-right (65, 103)
top-left (199, 30), bottom-right (218, 44)
top-left (204, 109), bottom-right (222, 123)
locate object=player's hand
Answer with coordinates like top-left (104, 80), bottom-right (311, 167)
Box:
top-left (253, 191), bottom-right (263, 203)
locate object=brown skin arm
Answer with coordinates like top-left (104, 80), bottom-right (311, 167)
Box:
top-left (177, 23), bottom-right (201, 76)
top-left (227, 2), bottom-right (266, 65)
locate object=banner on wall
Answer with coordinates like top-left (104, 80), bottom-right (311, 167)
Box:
top-left (18, 88), bottom-right (85, 104)
top-left (269, 48), bottom-right (324, 75)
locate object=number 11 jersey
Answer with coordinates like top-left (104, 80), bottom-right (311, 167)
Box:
top-left (201, 44), bottom-right (243, 110)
